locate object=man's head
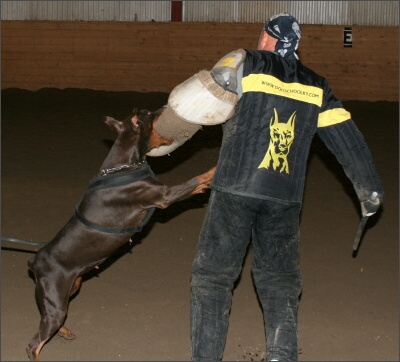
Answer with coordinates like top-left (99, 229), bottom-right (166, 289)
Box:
top-left (258, 13), bottom-right (301, 59)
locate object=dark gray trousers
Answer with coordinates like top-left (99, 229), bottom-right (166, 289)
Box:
top-left (191, 190), bottom-right (302, 361)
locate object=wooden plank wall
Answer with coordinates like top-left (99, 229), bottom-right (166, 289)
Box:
top-left (1, 21), bottom-right (398, 101)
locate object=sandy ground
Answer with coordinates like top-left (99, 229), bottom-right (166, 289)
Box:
top-left (1, 88), bottom-right (398, 361)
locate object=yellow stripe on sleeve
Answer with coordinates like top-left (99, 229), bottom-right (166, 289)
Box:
top-left (317, 108), bottom-right (351, 127)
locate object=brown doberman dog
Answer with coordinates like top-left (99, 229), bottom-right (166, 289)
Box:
top-left (26, 107), bottom-right (215, 361)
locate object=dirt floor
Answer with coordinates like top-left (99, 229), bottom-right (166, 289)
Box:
top-left (1, 88), bottom-right (398, 361)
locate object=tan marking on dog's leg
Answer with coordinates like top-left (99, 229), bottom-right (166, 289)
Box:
top-left (33, 338), bottom-right (49, 361)
top-left (70, 276), bottom-right (82, 297)
top-left (58, 325), bottom-right (76, 340)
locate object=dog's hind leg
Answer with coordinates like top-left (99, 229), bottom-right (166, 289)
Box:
top-left (58, 276), bottom-right (83, 340)
top-left (58, 325), bottom-right (76, 340)
top-left (26, 278), bottom-right (70, 361)
top-left (26, 331), bottom-right (49, 361)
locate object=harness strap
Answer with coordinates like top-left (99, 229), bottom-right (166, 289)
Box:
top-left (75, 162), bottom-right (156, 234)
top-left (75, 207), bottom-right (155, 234)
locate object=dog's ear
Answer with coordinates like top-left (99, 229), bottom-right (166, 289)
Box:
top-left (130, 115), bottom-right (141, 133)
top-left (104, 116), bottom-right (123, 133)
top-left (130, 108), bottom-right (142, 133)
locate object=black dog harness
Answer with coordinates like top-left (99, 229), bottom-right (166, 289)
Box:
top-left (75, 162), bottom-right (156, 234)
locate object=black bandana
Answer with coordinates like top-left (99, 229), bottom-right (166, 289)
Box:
top-left (264, 13), bottom-right (301, 59)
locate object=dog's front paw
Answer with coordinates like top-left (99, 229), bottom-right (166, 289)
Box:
top-left (192, 166), bottom-right (216, 194)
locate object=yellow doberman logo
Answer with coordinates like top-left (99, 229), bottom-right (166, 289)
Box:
top-left (258, 108), bottom-right (296, 174)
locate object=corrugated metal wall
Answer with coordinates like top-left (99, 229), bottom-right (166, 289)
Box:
top-left (184, 1), bottom-right (399, 26)
top-left (0, 1), bottom-right (171, 22)
top-left (1, 1), bottom-right (399, 26)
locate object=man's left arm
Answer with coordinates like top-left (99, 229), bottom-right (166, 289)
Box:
top-left (316, 82), bottom-right (384, 215)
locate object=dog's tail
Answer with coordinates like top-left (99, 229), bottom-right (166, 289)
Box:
top-left (1, 237), bottom-right (47, 253)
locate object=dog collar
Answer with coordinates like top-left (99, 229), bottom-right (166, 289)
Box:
top-left (87, 162), bottom-right (154, 192)
top-left (99, 160), bottom-right (146, 176)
